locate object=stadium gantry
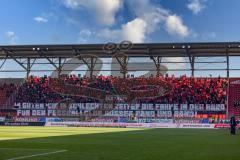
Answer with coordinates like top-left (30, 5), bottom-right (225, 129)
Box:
top-left (0, 41), bottom-right (240, 78)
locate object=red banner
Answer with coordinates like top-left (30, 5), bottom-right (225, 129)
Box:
top-left (214, 124), bottom-right (240, 128)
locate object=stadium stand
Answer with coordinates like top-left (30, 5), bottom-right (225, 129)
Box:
top-left (0, 75), bottom-right (230, 123)
top-left (1, 42), bottom-right (240, 124)
top-left (14, 75), bottom-right (228, 104)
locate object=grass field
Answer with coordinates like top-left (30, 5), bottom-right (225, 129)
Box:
top-left (0, 127), bottom-right (239, 160)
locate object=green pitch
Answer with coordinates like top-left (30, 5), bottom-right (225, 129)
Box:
top-left (0, 127), bottom-right (239, 160)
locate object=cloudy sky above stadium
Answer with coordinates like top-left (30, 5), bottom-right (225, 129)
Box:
top-left (0, 0), bottom-right (239, 45)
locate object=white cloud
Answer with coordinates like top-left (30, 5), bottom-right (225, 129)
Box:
top-left (165, 15), bottom-right (189, 38)
top-left (34, 16), bottom-right (48, 23)
top-left (97, 28), bottom-right (120, 42)
top-left (209, 32), bottom-right (216, 38)
top-left (187, 0), bottom-right (206, 14)
top-left (78, 29), bottom-right (93, 43)
top-left (98, 0), bottom-right (190, 42)
top-left (127, 0), bottom-right (169, 34)
top-left (79, 29), bottom-right (92, 37)
top-left (64, 16), bottom-right (80, 26)
top-left (200, 31), bottom-right (216, 39)
top-left (5, 31), bottom-right (18, 44)
top-left (131, 0), bottom-right (190, 39)
top-left (63, 0), bottom-right (122, 25)
top-left (98, 18), bottom-right (147, 43)
top-left (121, 18), bottom-right (147, 43)
top-left (63, 0), bottom-right (191, 43)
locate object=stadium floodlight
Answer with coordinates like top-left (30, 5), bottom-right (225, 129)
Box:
top-left (188, 45), bottom-right (191, 49)
top-left (172, 46), bottom-right (175, 49)
top-left (182, 45), bottom-right (185, 49)
top-left (37, 48), bottom-right (40, 51)
top-left (32, 48), bottom-right (35, 51)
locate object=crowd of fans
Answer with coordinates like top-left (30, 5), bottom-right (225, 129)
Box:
top-left (0, 75), bottom-right (228, 122)
top-left (16, 76), bottom-right (61, 103)
top-left (155, 75), bottom-right (227, 104)
top-left (14, 74), bottom-right (228, 104)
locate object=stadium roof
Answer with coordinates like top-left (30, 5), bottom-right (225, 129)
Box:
top-left (0, 42), bottom-right (240, 58)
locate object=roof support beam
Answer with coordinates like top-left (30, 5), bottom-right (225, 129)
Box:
top-left (189, 56), bottom-right (195, 77)
top-left (39, 50), bottom-right (59, 69)
top-left (187, 48), bottom-right (195, 77)
top-left (12, 58), bottom-right (27, 71)
top-left (46, 57), bottom-right (58, 69)
top-left (4, 50), bottom-right (28, 71)
top-left (58, 57), bottom-right (62, 78)
top-left (151, 56), bottom-right (162, 77)
top-left (80, 55), bottom-right (98, 79)
top-left (45, 57), bottom-right (63, 78)
top-left (26, 58), bottom-right (36, 78)
top-left (226, 48), bottom-right (230, 78)
top-left (0, 59), bottom-right (6, 70)
top-left (114, 53), bottom-right (128, 78)
top-left (27, 58), bottom-right (31, 78)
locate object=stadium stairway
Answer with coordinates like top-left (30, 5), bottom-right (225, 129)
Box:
top-left (228, 83), bottom-right (240, 118)
top-left (0, 78), bottom-right (24, 109)
top-left (0, 88), bottom-right (7, 108)
top-left (0, 85), bottom-right (17, 109)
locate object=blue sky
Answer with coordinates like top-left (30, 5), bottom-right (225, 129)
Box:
top-left (0, 0), bottom-right (240, 78)
top-left (0, 0), bottom-right (240, 45)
